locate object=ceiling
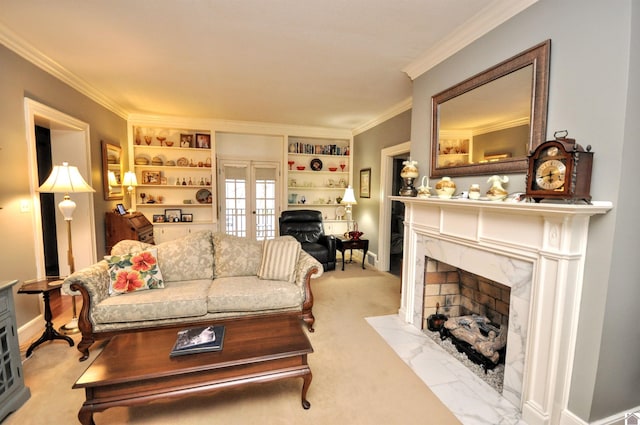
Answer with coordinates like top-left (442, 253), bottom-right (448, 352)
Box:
top-left (0, 0), bottom-right (535, 131)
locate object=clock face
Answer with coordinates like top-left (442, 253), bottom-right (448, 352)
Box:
top-left (535, 159), bottom-right (566, 190)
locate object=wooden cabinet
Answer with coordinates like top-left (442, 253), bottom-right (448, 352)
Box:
top-left (286, 136), bottom-right (352, 226)
top-left (0, 280), bottom-right (30, 421)
top-left (105, 212), bottom-right (154, 253)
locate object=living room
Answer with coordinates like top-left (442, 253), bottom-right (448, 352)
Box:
top-left (0, 1), bottom-right (638, 424)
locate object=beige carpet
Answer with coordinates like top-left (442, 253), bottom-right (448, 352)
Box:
top-left (7, 267), bottom-right (461, 425)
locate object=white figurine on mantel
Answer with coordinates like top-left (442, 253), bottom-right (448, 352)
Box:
top-left (417, 176), bottom-right (431, 198)
top-left (486, 175), bottom-right (509, 201)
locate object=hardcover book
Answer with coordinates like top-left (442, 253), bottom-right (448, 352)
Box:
top-left (170, 325), bottom-right (225, 357)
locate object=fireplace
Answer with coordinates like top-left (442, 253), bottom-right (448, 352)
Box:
top-left (392, 196), bottom-right (611, 425)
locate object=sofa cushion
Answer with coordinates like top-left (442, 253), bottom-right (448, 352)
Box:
top-left (207, 276), bottom-right (303, 313)
top-left (106, 248), bottom-right (164, 296)
top-left (93, 279), bottom-right (211, 324)
top-left (156, 231), bottom-right (214, 282)
top-left (258, 238), bottom-right (300, 283)
top-left (212, 233), bottom-right (263, 277)
top-left (110, 240), bottom-right (153, 256)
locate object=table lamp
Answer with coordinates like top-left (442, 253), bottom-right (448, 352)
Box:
top-left (341, 185), bottom-right (357, 231)
top-left (122, 171), bottom-right (138, 212)
top-left (38, 162), bottom-right (95, 334)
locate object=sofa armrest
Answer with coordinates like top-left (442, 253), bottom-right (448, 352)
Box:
top-left (295, 249), bottom-right (322, 332)
top-left (62, 260), bottom-right (110, 313)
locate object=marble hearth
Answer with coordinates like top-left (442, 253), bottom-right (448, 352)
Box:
top-left (391, 197), bottom-right (611, 425)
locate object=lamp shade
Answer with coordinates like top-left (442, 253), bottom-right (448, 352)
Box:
top-left (341, 186), bottom-right (357, 205)
top-left (122, 171), bottom-right (137, 191)
top-left (38, 162), bottom-right (95, 194)
top-left (107, 171), bottom-right (118, 187)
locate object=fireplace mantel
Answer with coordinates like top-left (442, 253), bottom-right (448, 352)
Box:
top-left (391, 196), bottom-right (612, 425)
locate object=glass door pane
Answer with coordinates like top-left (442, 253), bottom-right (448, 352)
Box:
top-left (253, 166), bottom-right (277, 240)
top-left (222, 164), bottom-right (248, 237)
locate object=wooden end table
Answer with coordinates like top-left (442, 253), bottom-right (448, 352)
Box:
top-left (73, 314), bottom-right (313, 425)
top-left (335, 237), bottom-right (369, 270)
top-left (18, 277), bottom-right (74, 357)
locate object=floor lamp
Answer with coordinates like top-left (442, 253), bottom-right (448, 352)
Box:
top-left (38, 161), bottom-right (95, 334)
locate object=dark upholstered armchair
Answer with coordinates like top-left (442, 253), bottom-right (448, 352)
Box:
top-left (279, 210), bottom-right (336, 271)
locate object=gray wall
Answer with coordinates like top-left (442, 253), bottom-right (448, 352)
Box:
top-left (0, 45), bottom-right (128, 328)
top-left (353, 110), bottom-right (411, 257)
top-left (408, 0), bottom-right (636, 421)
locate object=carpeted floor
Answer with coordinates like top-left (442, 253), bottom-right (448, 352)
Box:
top-left (6, 267), bottom-right (461, 425)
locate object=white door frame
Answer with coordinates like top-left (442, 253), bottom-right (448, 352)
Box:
top-left (377, 141), bottom-right (411, 271)
top-left (24, 98), bottom-right (97, 278)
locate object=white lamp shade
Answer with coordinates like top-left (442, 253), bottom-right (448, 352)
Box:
top-left (107, 171), bottom-right (118, 187)
top-left (341, 186), bottom-right (357, 205)
top-left (38, 162), bottom-right (95, 194)
top-left (122, 171), bottom-right (138, 187)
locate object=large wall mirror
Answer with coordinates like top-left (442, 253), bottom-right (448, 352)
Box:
top-left (431, 40), bottom-right (550, 177)
top-left (101, 140), bottom-right (123, 200)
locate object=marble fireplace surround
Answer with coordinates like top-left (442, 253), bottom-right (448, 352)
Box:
top-left (391, 197), bottom-right (611, 425)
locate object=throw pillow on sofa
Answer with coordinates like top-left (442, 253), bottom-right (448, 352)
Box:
top-left (106, 248), bottom-right (164, 296)
top-left (155, 230), bottom-right (214, 282)
top-left (257, 237), bottom-right (301, 283)
top-left (212, 232), bottom-right (263, 277)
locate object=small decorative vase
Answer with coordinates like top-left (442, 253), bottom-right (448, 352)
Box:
top-left (417, 176), bottom-right (431, 198)
top-left (399, 159), bottom-right (419, 197)
top-left (486, 175), bottom-right (509, 201)
top-left (435, 177), bottom-right (456, 199)
top-left (468, 184), bottom-right (481, 200)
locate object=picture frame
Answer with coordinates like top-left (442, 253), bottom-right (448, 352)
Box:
top-left (195, 133), bottom-right (211, 149)
top-left (181, 213), bottom-right (193, 222)
top-left (360, 168), bottom-right (371, 198)
top-left (164, 208), bottom-right (182, 223)
top-left (152, 214), bottom-right (165, 223)
top-left (141, 170), bottom-right (161, 185)
top-left (115, 203), bottom-right (127, 215)
top-left (180, 134), bottom-right (194, 148)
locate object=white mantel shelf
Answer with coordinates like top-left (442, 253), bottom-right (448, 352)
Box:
top-left (391, 196), bottom-right (612, 425)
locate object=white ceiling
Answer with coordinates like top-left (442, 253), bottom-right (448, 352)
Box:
top-left (0, 0), bottom-right (536, 131)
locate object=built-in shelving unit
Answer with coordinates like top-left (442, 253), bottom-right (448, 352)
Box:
top-left (128, 120), bottom-right (217, 243)
top-left (286, 136), bottom-right (352, 235)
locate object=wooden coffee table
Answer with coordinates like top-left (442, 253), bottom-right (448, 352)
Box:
top-left (73, 315), bottom-right (313, 425)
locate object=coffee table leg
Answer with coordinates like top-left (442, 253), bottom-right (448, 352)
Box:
top-left (301, 370), bottom-right (312, 409)
top-left (78, 407), bottom-right (95, 425)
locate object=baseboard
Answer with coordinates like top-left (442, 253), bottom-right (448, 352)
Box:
top-left (590, 405), bottom-right (640, 425)
top-left (561, 409), bottom-right (588, 425)
top-left (18, 314), bottom-right (44, 352)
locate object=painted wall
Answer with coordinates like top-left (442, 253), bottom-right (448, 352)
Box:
top-left (353, 110), bottom-right (411, 258)
top-left (0, 45), bottom-right (127, 329)
top-left (408, 0), bottom-right (636, 421)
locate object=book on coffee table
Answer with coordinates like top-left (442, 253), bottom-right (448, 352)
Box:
top-left (170, 325), bottom-right (225, 357)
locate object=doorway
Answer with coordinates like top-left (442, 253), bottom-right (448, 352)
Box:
top-left (25, 99), bottom-right (97, 278)
top-left (389, 155), bottom-right (408, 276)
top-left (217, 158), bottom-right (281, 240)
top-left (377, 141), bottom-right (410, 272)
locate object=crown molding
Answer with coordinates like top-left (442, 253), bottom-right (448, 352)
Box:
top-left (0, 22), bottom-right (129, 119)
top-left (352, 97), bottom-right (412, 136)
top-left (402, 0), bottom-right (539, 80)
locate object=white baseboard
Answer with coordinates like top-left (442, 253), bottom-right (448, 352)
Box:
top-left (590, 405), bottom-right (640, 425)
top-left (561, 409), bottom-right (588, 425)
top-left (18, 314), bottom-right (44, 349)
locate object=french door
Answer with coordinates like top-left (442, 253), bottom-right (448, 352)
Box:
top-left (217, 159), bottom-right (281, 240)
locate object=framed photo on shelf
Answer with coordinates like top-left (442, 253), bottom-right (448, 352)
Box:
top-left (181, 213), bottom-right (193, 222)
top-left (142, 170), bottom-right (161, 185)
top-left (153, 214), bottom-right (165, 223)
top-left (195, 133), bottom-right (211, 149)
top-left (360, 168), bottom-right (371, 198)
top-left (164, 208), bottom-right (182, 223)
top-left (180, 134), bottom-right (194, 148)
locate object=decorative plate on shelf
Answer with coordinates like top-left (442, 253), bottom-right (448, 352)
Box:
top-left (196, 188), bottom-right (212, 204)
top-left (176, 157), bottom-right (189, 167)
top-left (310, 158), bottom-right (323, 171)
top-left (335, 205), bottom-right (346, 220)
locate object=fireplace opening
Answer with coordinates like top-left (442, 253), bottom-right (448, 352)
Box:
top-left (422, 257), bottom-right (510, 392)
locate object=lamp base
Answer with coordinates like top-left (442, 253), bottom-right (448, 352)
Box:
top-left (59, 317), bottom-right (80, 335)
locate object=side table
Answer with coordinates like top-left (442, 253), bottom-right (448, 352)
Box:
top-left (335, 237), bottom-right (369, 271)
top-left (18, 277), bottom-right (74, 357)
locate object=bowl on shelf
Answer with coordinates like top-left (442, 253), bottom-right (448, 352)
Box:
top-left (328, 167), bottom-right (338, 172)
top-left (165, 141), bottom-right (174, 147)
top-left (296, 166), bottom-right (306, 170)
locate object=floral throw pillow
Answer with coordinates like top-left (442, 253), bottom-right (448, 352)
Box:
top-left (106, 248), bottom-right (164, 296)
